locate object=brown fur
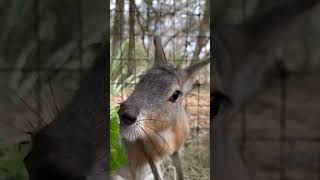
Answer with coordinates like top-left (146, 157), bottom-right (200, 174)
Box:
top-left (127, 111), bottom-right (189, 167)
top-left (112, 36), bottom-right (208, 180)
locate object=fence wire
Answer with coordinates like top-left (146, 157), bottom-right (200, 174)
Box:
top-left (0, 0), bottom-right (105, 169)
top-left (0, 0), bottom-right (209, 179)
top-left (231, 1), bottom-right (320, 180)
top-left (110, 0), bottom-right (210, 179)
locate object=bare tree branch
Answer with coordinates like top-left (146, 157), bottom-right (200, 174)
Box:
top-left (191, 0), bottom-right (210, 64)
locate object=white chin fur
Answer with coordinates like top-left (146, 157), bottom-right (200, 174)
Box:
top-left (120, 113), bottom-right (147, 142)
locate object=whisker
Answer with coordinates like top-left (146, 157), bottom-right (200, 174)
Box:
top-left (136, 125), bottom-right (140, 141)
top-left (47, 78), bottom-right (60, 114)
top-left (42, 88), bottom-right (55, 124)
top-left (24, 118), bottom-right (36, 132)
top-left (142, 119), bottom-right (170, 129)
top-left (94, 118), bottom-right (106, 129)
top-left (0, 120), bottom-right (30, 135)
top-left (11, 89), bottom-right (46, 129)
top-left (139, 126), bottom-right (165, 163)
top-left (137, 159), bottom-right (142, 180)
top-left (135, 126), bottom-right (143, 180)
top-left (129, 125), bottom-right (134, 142)
top-left (138, 126), bottom-right (166, 179)
top-left (143, 123), bottom-right (172, 152)
top-left (95, 149), bottom-right (108, 162)
top-left (142, 118), bottom-right (169, 123)
top-left (93, 168), bottom-right (107, 176)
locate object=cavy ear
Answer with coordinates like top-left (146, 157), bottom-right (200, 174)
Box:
top-left (153, 36), bottom-right (168, 67)
top-left (181, 60), bottom-right (209, 94)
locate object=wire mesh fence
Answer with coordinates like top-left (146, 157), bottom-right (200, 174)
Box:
top-left (0, 0), bottom-right (105, 132)
top-left (0, 0), bottom-right (105, 179)
top-left (222, 1), bottom-right (320, 180)
top-left (110, 0), bottom-right (210, 179)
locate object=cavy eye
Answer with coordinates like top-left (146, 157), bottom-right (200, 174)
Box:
top-left (169, 90), bottom-right (183, 103)
top-left (211, 91), bottom-right (225, 118)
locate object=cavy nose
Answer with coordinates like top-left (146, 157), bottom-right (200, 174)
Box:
top-left (119, 104), bottom-right (140, 126)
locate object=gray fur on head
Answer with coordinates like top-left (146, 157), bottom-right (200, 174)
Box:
top-left (119, 36), bottom-right (209, 142)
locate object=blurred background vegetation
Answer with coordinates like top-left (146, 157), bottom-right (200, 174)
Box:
top-left (0, 0), bottom-right (106, 179)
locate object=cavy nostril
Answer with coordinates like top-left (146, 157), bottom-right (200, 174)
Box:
top-left (121, 113), bottom-right (137, 126)
top-left (119, 103), bottom-right (139, 126)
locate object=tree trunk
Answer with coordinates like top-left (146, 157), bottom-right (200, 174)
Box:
top-left (111, 0), bottom-right (124, 57)
top-left (127, 0), bottom-right (135, 76)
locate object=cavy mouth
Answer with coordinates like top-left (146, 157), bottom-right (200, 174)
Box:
top-left (119, 111), bottom-right (147, 142)
top-left (120, 117), bottom-right (152, 142)
top-left (120, 122), bottom-right (143, 142)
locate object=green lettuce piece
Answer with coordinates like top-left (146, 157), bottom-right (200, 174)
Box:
top-left (0, 139), bottom-right (31, 180)
top-left (110, 106), bottom-right (128, 175)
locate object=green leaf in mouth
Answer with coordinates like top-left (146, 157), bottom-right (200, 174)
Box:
top-left (110, 106), bottom-right (128, 175)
